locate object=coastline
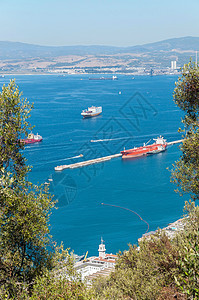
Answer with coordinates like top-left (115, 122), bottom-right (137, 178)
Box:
top-left (0, 72), bottom-right (180, 76)
top-left (138, 216), bottom-right (187, 243)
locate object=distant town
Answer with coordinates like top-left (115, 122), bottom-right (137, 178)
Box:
top-left (0, 37), bottom-right (198, 76)
top-left (0, 55), bottom-right (182, 76)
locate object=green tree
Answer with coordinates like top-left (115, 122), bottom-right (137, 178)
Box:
top-left (0, 81), bottom-right (61, 298)
top-left (0, 172), bottom-right (55, 296)
top-left (173, 60), bottom-right (199, 125)
top-left (0, 81), bottom-right (87, 299)
top-left (174, 201), bottom-right (199, 299)
top-left (29, 271), bottom-right (89, 300)
top-left (172, 61), bottom-right (199, 201)
top-left (90, 233), bottom-right (183, 299)
top-left (171, 61), bottom-right (199, 298)
top-left (90, 203), bottom-right (199, 299)
top-left (0, 80), bottom-right (33, 180)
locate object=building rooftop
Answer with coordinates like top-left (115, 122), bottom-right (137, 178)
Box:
top-left (86, 267), bottom-right (114, 282)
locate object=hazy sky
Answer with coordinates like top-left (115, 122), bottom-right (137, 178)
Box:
top-left (0, 0), bottom-right (198, 46)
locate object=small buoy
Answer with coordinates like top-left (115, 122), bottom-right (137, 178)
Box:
top-left (119, 91), bottom-right (122, 95)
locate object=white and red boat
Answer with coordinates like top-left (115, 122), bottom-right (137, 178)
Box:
top-left (20, 133), bottom-right (43, 144)
top-left (121, 136), bottom-right (167, 159)
top-left (81, 106), bottom-right (102, 118)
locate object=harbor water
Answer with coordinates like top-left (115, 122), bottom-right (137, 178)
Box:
top-left (0, 74), bottom-right (187, 256)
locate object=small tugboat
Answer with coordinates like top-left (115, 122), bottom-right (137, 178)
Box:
top-left (81, 106), bottom-right (102, 118)
top-left (20, 133), bottom-right (43, 144)
top-left (121, 136), bottom-right (167, 159)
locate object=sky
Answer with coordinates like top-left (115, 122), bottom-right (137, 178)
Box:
top-left (0, 0), bottom-right (198, 46)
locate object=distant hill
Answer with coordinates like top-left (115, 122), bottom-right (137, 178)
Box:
top-left (127, 36), bottom-right (199, 52)
top-left (0, 37), bottom-right (199, 59)
top-left (0, 42), bottom-right (120, 59)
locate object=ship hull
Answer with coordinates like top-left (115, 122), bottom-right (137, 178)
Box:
top-left (20, 138), bottom-right (43, 144)
top-left (89, 76), bottom-right (118, 80)
top-left (82, 112), bottom-right (102, 118)
top-left (122, 153), bottom-right (147, 159)
top-left (89, 78), bottom-right (118, 80)
top-left (121, 144), bottom-right (167, 159)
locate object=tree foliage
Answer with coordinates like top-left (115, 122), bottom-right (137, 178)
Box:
top-left (171, 61), bottom-right (199, 201)
top-left (0, 80), bottom-right (33, 179)
top-left (0, 173), bottom-right (55, 294)
top-left (173, 60), bottom-right (199, 125)
top-left (29, 272), bottom-right (88, 300)
top-left (0, 81), bottom-right (74, 298)
top-left (90, 202), bottom-right (199, 299)
top-left (171, 130), bottom-right (199, 200)
top-left (174, 201), bottom-right (199, 298)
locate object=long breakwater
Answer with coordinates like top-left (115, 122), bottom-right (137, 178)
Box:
top-left (54, 140), bottom-right (183, 172)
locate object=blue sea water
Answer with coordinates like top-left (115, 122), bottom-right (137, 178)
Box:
top-left (0, 74), bottom-right (187, 256)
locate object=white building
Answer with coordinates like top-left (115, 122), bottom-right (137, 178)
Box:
top-left (171, 60), bottom-right (177, 70)
top-left (75, 238), bottom-right (117, 281)
top-left (98, 237), bottom-right (106, 258)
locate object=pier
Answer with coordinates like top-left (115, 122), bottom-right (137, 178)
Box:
top-left (167, 139), bottom-right (183, 146)
top-left (55, 153), bottom-right (122, 171)
top-left (54, 139), bottom-right (183, 171)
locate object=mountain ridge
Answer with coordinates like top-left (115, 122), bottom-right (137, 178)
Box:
top-left (0, 36), bottom-right (198, 59)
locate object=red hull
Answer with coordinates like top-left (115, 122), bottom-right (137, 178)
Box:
top-left (121, 142), bottom-right (167, 159)
top-left (20, 138), bottom-right (42, 144)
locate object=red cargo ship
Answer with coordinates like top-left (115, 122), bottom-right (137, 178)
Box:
top-left (121, 136), bottom-right (167, 159)
top-left (20, 133), bottom-right (43, 144)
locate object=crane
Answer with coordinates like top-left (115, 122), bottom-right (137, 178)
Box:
top-left (83, 251), bottom-right (88, 262)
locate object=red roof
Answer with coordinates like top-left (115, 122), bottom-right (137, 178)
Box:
top-left (94, 257), bottom-right (116, 263)
top-left (105, 253), bottom-right (117, 258)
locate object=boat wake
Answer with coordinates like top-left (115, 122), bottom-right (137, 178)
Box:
top-left (59, 154), bottom-right (83, 161)
top-left (90, 137), bottom-right (131, 143)
top-left (34, 154), bottom-right (83, 167)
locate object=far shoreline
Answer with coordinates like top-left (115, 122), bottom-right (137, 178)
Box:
top-left (0, 72), bottom-right (180, 76)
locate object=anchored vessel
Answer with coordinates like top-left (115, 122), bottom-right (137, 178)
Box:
top-left (81, 106), bottom-right (102, 118)
top-left (121, 136), bottom-right (167, 159)
top-left (89, 75), bottom-right (118, 80)
top-left (20, 133), bottom-right (43, 144)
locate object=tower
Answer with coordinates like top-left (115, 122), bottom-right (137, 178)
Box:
top-left (98, 237), bottom-right (106, 258)
top-left (171, 61), bottom-right (177, 70)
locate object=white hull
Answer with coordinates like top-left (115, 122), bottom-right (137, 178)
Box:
top-left (81, 106), bottom-right (102, 118)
